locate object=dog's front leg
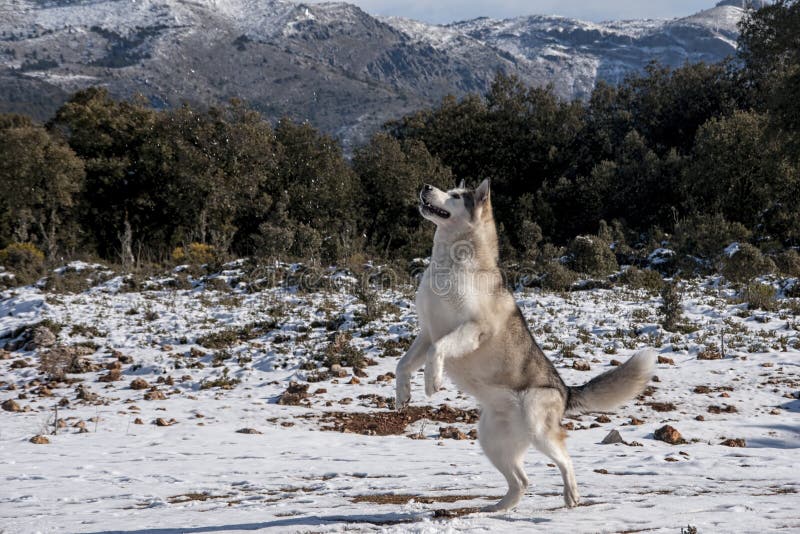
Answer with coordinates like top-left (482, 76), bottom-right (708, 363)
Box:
top-left (395, 333), bottom-right (431, 410)
top-left (425, 322), bottom-right (484, 397)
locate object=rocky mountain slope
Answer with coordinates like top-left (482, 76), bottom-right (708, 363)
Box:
top-left (0, 0), bottom-right (757, 146)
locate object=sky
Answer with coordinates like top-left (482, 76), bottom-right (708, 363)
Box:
top-left (301, 1), bottom-right (717, 24)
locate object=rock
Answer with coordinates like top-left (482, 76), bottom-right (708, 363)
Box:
top-left (353, 367), bottom-right (368, 378)
top-left (133, 418), bottom-right (144, 425)
top-left (610, 359), bottom-right (622, 366)
top-left (439, 426), bottom-right (467, 440)
top-left (75, 384), bottom-right (98, 402)
top-left (601, 429), bottom-right (624, 444)
top-left (721, 438), bottom-right (746, 447)
top-left (695, 415), bottom-right (705, 421)
top-left (29, 435), bottom-right (50, 444)
top-left (98, 369), bottom-right (122, 382)
top-left (595, 415), bottom-right (611, 423)
top-left (657, 355), bottom-right (674, 365)
top-left (348, 376), bottom-right (360, 385)
top-left (654, 425), bottom-right (685, 445)
top-left (2, 399), bottom-right (21, 412)
top-left (105, 360), bottom-right (122, 370)
top-left (30, 326), bottom-right (56, 349)
top-left (154, 418), bottom-right (177, 426)
top-left (629, 416), bottom-right (645, 425)
top-left (572, 359), bottom-right (591, 371)
top-left (10, 359), bottom-right (29, 369)
top-left (277, 382), bottom-right (310, 406)
top-left (236, 428), bottom-right (263, 434)
top-left (693, 385), bottom-right (711, 394)
top-left (648, 402), bottom-right (676, 412)
top-left (144, 388), bottom-right (166, 401)
top-left (697, 347), bottom-right (722, 360)
top-left (707, 404), bottom-right (737, 414)
top-left (117, 353), bottom-right (134, 364)
top-left (0, 349), bottom-right (11, 360)
top-left (130, 378), bottom-right (150, 390)
top-left (329, 364), bottom-right (348, 378)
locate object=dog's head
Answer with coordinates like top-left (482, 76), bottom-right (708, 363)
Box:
top-left (419, 179), bottom-right (492, 231)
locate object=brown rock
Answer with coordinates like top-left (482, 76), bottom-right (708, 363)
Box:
top-left (657, 356), bottom-right (675, 365)
top-left (236, 428), bottom-right (263, 434)
top-left (144, 388), bottom-right (166, 401)
top-left (572, 360), bottom-right (591, 371)
top-left (75, 384), bottom-right (98, 402)
top-left (648, 402), bottom-right (677, 412)
top-left (721, 438), bottom-right (746, 447)
top-left (2, 399), bottom-right (21, 412)
top-left (106, 360), bottom-right (122, 371)
top-left (439, 426), bottom-right (467, 440)
top-left (133, 418), bottom-right (144, 425)
top-left (11, 359), bottom-right (29, 369)
top-left (595, 415), bottom-right (611, 423)
top-left (98, 369), bottom-right (122, 382)
top-left (30, 326), bottom-right (57, 349)
top-left (697, 347), bottom-right (722, 360)
top-left (29, 435), bottom-right (50, 444)
top-left (629, 416), bottom-right (645, 425)
top-left (348, 376), bottom-right (360, 385)
top-left (609, 359), bottom-right (622, 366)
top-left (154, 418), bottom-right (177, 426)
top-left (130, 378), bottom-right (149, 390)
top-left (277, 382), bottom-right (310, 406)
top-left (654, 425), bottom-right (685, 445)
top-left (353, 368), bottom-right (368, 378)
top-left (707, 404), bottom-right (738, 414)
top-left (693, 385), bottom-right (711, 394)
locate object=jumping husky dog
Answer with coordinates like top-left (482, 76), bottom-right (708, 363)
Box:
top-left (395, 179), bottom-right (655, 511)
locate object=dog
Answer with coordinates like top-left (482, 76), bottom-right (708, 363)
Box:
top-left (395, 179), bottom-right (655, 511)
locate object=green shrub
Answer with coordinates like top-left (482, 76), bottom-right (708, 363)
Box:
top-left (172, 243), bottom-right (216, 265)
top-left (659, 280), bottom-right (683, 331)
top-left (320, 332), bottom-right (366, 369)
top-left (0, 243), bottom-right (45, 286)
top-left (541, 261), bottom-right (578, 292)
top-left (567, 235), bottom-right (618, 277)
top-left (618, 266), bottom-right (664, 293)
top-left (775, 249), bottom-right (800, 277)
top-left (672, 214), bottom-right (751, 262)
top-left (741, 282), bottom-right (777, 311)
top-left (721, 243), bottom-right (775, 283)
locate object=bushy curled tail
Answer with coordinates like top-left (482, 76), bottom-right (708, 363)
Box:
top-left (566, 350), bottom-right (656, 414)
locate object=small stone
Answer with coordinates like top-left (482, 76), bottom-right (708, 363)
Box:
top-left (657, 356), bottom-right (674, 365)
top-left (601, 429), bottom-right (624, 444)
top-left (721, 438), bottom-right (746, 447)
top-left (31, 326), bottom-right (57, 349)
top-left (2, 399), bottom-right (21, 412)
top-left (133, 418), bottom-right (144, 425)
top-left (339, 397), bottom-right (353, 405)
top-left (117, 354), bottom-right (134, 364)
top-left (439, 426), bottom-right (467, 440)
top-left (29, 435), bottom-right (50, 444)
top-left (277, 382), bottom-right (310, 406)
top-left (154, 418), bottom-right (177, 426)
top-left (693, 385), bottom-right (711, 394)
top-left (353, 368), bottom-right (368, 378)
top-left (348, 376), bottom-right (360, 385)
top-left (98, 369), bottom-right (122, 382)
top-left (629, 416), bottom-right (645, 425)
top-left (664, 456), bottom-right (679, 462)
top-left (144, 388), bottom-right (166, 401)
top-left (75, 384), bottom-right (98, 402)
top-left (10, 359), bottom-right (29, 369)
top-left (572, 360), bottom-right (591, 371)
top-left (697, 347), bottom-right (722, 360)
top-left (654, 425), bottom-right (685, 445)
top-left (106, 360), bottom-right (122, 370)
top-left (595, 415), bottom-right (611, 423)
top-left (609, 359), bottom-right (622, 366)
top-left (130, 378), bottom-right (149, 390)
top-left (236, 428), bottom-right (262, 434)
top-left (329, 364), bottom-right (348, 378)
top-left (695, 415), bottom-right (705, 421)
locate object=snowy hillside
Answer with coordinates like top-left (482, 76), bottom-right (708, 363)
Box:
top-left (1, 260), bottom-right (798, 532)
top-left (1, 0), bottom-right (753, 145)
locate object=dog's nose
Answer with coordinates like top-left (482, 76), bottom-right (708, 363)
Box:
top-left (423, 184), bottom-right (433, 191)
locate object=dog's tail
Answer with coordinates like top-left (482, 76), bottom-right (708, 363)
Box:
top-left (565, 349), bottom-right (656, 414)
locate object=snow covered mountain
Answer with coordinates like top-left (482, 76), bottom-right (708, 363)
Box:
top-left (0, 0), bottom-right (756, 146)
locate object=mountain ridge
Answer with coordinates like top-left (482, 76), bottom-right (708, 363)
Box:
top-left (0, 0), bottom-right (755, 146)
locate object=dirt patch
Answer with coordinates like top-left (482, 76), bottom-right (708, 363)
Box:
top-left (312, 404), bottom-right (479, 436)
top-left (352, 493), bottom-right (497, 505)
top-left (433, 506), bottom-right (483, 518)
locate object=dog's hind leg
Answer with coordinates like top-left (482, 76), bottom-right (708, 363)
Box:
top-left (525, 390), bottom-right (580, 508)
top-left (479, 407), bottom-right (530, 512)
top-left (395, 333), bottom-right (430, 409)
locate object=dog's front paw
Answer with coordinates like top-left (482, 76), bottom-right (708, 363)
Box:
top-left (424, 369), bottom-right (442, 397)
top-left (395, 379), bottom-right (411, 410)
top-left (563, 488), bottom-right (580, 508)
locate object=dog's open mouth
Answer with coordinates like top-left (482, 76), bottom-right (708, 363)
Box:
top-left (420, 199), bottom-right (451, 219)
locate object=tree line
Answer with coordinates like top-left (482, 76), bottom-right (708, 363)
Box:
top-left (1, 1), bottom-right (799, 278)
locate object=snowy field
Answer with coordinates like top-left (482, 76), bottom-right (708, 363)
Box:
top-left (1, 262), bottom-right (798, 533)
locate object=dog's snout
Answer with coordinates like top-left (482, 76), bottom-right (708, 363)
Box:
top-left (423, 184), bottom-right (433, 191)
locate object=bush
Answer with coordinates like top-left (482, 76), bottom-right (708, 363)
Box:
top-left (172, 243), bottom-right (216, 265)
top-left (775, 249), bottom-right (800, 277)
top-left (0, 243), bottom-right (45, 285)
top-left (659, 280), bottom-right (683, 331)
top-left (541, 261), bottom-right (579, 292)
top-left (567, 235), bottom-right (618, 277)
top-left (618, 266), bottom-right (664, 293)
top-left (721, 243), bottom-right (775, 283)
top-left (672, 214), bottom-right (751, 262)
top-left (741, 282), bottom-right (776, 311)
top-left (320, 332), bottom-right (366, 369)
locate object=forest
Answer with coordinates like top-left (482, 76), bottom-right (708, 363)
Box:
top-left (1, 1), bottom-right (799, 287)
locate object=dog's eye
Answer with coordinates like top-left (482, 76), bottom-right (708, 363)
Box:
top-left (451, 193), bottom-right (461, 200)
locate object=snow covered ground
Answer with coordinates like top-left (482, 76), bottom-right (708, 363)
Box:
top-left (1, 262), bottom-right (798, 533)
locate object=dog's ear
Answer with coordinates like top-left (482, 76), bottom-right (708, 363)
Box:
top-left (458, 179), bottom-right (465, 189)
top-left (475, 179), bottom-right (490, 206)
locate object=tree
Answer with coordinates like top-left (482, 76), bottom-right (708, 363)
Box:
top-left (0, 117), bottom-right (84, 258)
top-left (353, 133), bottom-right (452, 257)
